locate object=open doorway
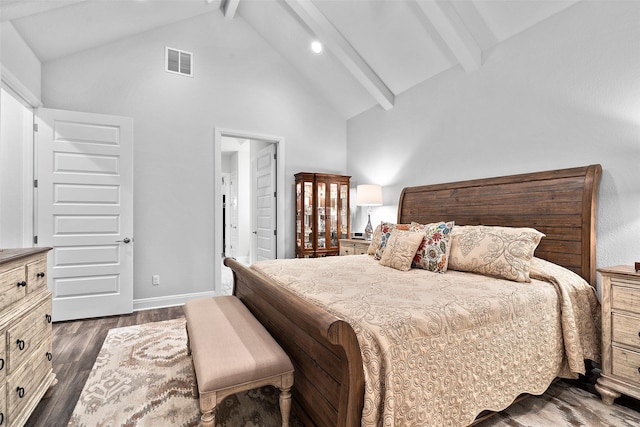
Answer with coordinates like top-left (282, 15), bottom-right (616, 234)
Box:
top-left (0, 86), bottom-right (35, 248)
top-left (214, 129), bottom-right (285, 294)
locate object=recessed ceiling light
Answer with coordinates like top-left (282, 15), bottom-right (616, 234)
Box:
top-left (311, 41), bottom-right (323, 54)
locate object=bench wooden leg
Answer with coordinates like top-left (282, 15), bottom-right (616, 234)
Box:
top-left (189, 356), bottom-right (199, 399)
top-left (191, 381), bottom-right (199, 399)
top-left (279, 386), bottom-right (292, 427)
top-left (200, 409), bottom-right (215, 427)
top-left (185, 324), bottom-right (192, 355)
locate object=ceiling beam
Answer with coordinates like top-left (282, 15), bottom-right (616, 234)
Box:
top-left (0, 0), bottom-right (86, 22)
top-left (284, 0), bottom-right (394, 111)
top-left (415, 0), bottom-right (481, 72)
top-left (220, 0), bottom-right (239, 20)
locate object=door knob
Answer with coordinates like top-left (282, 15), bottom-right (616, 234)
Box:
top-left (117, 237), bottom-right (131, 243)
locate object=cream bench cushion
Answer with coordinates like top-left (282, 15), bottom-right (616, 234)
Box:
top-left (184, 295), bottom-right (294, 426)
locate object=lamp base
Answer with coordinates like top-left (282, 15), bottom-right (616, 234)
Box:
top-left (364, 214), bottom-right (373, 241)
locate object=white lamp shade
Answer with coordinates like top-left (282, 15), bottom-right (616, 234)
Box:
top-left (356, 184), bottom-right (383, 206)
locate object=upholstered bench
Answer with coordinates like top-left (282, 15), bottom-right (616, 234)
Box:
top-left (184, 295), bottom-right (294, 427)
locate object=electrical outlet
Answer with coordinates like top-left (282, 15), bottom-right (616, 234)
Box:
top-left (152, 275), bottom-right (160, 286)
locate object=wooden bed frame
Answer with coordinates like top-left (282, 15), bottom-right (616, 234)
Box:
top-left (224, 164), bottom-right (602, 427)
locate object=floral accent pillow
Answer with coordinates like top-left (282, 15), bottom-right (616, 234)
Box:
top-left (379, 229), bottom-right (425, 271)
top-left (448, 225), bottom-right (545, 282)
top-left (410, 221), bottom-right (455, 273)
top-left (372, 222), bottom-right (411, 260)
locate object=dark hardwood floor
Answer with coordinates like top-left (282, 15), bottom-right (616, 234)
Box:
top-left (23, 305), bottom-right (640, 427)
top-left (25, 306), bottom-right (185, 427)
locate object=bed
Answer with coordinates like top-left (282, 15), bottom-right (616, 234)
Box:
top-left (224, 164), bottom-right (602, 426)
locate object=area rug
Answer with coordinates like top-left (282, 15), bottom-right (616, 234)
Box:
top-left (69, 318), bottom-right (640, 427)
top-left (68, 318), bottom-right (302, 427)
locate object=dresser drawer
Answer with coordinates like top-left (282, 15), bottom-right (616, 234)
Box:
top-left (6, 336), bottom-right (52, 425)
top-left (0, 332), bottom-right (5, 385)
top-left (0, 268), bottom-right (26, 313)
top-left (339, 240), bottom-right (369, 256)
top-left (611, 282), bottom-right (640, 313)
top-left (26, 259), bottom-right (47, 294)
top-left (6, 299), bottom-right (52, 374)
top-left (612, 313), bottom-right (640, 349)
top-left (0, 383), bottom-right (5, 427)
top-left (612, 346), bottom-right (640, 387)
top-left (339, 245), bottom-right (353, 256)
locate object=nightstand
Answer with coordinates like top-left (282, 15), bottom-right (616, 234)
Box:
top-left (596, 265), bottom-right (640, 405)
top-left (339, 239), bottom-right (370, 256)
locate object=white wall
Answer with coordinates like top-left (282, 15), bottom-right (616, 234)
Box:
top-left (347, 1), bottom-right (640, 272)
top-left (1, 22), bottom-right (42, 101)
top-left (40, 11), bottom-right (347, 303)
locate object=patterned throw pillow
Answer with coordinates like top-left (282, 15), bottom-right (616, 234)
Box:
top-left (410, 221), bottom-right (455, 273)
top-left (379, 229), bottom-right (425, 271)
top-left (448, 225), bottom-right (545, 282)
top-left (373, 222), bottom-right (411, 260)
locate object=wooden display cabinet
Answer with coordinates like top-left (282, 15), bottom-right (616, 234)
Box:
top-left (295, 173), bottom-right (350, 258)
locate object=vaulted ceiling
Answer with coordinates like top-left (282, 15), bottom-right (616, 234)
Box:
top-left (1, 0), bottom-right (580, 119)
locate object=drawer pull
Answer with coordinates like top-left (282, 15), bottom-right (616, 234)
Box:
top-left (16, 339), bottom-right (25, 351)
top-left (0, 358), bottom-right (4, 371)
top-left (16, 281), bottom-right (26, 288)
top-left (0, 411), bottom-right (4, 425)
top-left (37, 272), bottom-right (45, 278)
top-left (16, 387), bottom-right (25, 398)
top-left (46, 352), bottom-right (53, 361)
top-left (46, 314), bottom-right (52, 323)
top-left (638, 367), bottom-right (640, 375)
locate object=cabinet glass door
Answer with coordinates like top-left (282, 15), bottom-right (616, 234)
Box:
top-left (340, 184), bottom-right (349, 239)
top-left (304, 182), bottom-right (313, 250)
top-left (317, 183), bottom-right (326, 249)
top-left (329, 183), bottom-right (338, 247)
top-left (296, 182), bottom-right (302, 250)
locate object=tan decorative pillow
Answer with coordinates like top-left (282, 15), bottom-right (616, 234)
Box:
top-left (373, 222), bottom-right (411, 259)
top-left (379, 229), bottom-right (425, 271)
top-left (448, 225), bottom-right (545, 282)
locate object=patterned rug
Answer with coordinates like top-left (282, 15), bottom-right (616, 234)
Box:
top-left (68, 318), bottom-right (301, 427)
top-left (69, 318), bottom-right (640, 427)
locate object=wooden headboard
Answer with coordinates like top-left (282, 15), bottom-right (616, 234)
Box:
top-left (397, 164), bottom-right (602, 286)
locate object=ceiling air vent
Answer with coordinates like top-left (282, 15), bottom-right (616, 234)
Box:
top-left (165, 46), bottom-right (193, 77)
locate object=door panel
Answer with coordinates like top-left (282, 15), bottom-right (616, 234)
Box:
top-left (37, 108), bottom-right (133, 321)
top-left (254, 145), bottom-right (276, 261)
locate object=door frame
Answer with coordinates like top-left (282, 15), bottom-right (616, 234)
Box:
top-left (213, 128), bottom-right (285, 293)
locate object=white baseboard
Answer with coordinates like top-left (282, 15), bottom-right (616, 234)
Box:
top-left (133, 290), bottom-right (219, 312)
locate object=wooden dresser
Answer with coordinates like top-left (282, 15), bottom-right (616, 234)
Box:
top-left (596, 265), bottom-right (640, 405)
top-left (338, 239), bottom-right (370, 256)
top-left (0, 248), bottom-right (55, 427)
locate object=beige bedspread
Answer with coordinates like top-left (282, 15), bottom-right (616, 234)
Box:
top-left (251, 255), bottom-right (601, 427)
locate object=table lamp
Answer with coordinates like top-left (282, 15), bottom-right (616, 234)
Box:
top-left (356, 184), bottom-right (383, 240)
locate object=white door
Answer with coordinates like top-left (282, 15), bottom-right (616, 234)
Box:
top-left (37, 108), bottom-right (134, 321)
top-left (229, 171), bottom-right (239, 258)
top-left (254, 144), bottom-right (276, 261)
